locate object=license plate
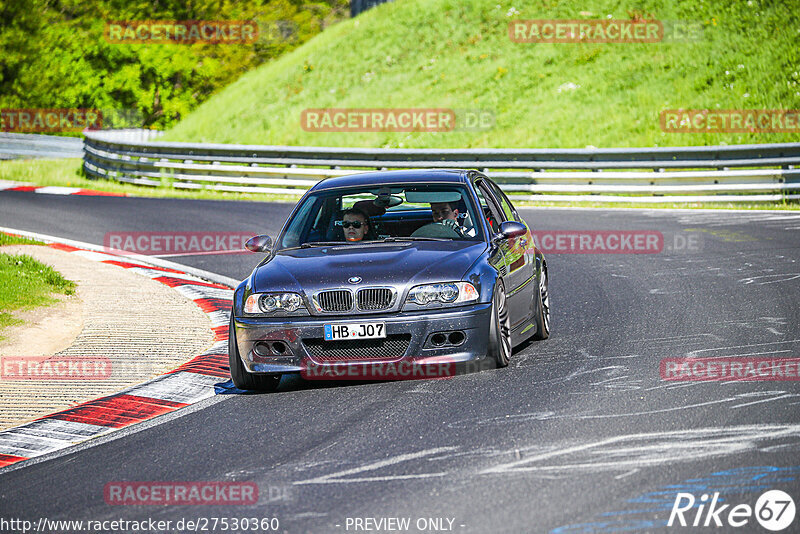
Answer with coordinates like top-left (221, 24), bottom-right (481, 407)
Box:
top-left (324, 322), bottom-right (386, 341)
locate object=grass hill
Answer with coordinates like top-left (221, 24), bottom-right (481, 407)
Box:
top-left (163, 0), bottom-right (800, 148)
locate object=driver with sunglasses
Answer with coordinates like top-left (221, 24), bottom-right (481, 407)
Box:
top-left (340, 207), bottom-right (371, 242)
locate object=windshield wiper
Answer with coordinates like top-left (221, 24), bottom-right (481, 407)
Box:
top-left (380, 236), bottom-right (450, 242)
top-left (283, 238), bottom-right (448, 251)
top-left (279, 241), bottom-right (342, 251)
top-left (299, 241), bottom-right (343, 248)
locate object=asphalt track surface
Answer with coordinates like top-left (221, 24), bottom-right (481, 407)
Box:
top-left (1, 191), bottom-right (800, 533)
top-left (0, 133), bottom-right (83, 160)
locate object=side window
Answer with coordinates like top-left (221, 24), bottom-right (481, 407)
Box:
top-left (486, 180), bottom-right (517, 222)
top-left (474, 181), bottom-right (504, 233)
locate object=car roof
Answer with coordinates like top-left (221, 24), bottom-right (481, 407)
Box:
top-left (310, 169), bottom-right (471, 191)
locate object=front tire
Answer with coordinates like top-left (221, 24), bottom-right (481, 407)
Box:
top-left (532, 265), bottom-right (550, 340)
top-left (488, 280), bottom-right (512, 367)
top-left (228, 315), bottom-right (281, 391)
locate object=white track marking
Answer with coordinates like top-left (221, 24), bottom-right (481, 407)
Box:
top-left (0, 420), bottom-right (112, 457)
top-left (207, 309), bottom-right (231, 327)
top-left (172, 284), bottom-right (233, 300)
top-left (33, 186), bottom-right (82, 195)
top-left (125, 372), bottom-right (223, 404)
top-left (152, 249), bottom-right (246, 258)
top-left (0, 226), bottom-right (239, 287)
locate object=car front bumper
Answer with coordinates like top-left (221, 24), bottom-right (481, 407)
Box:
top-left (233, 303), bottom-right (492, 376)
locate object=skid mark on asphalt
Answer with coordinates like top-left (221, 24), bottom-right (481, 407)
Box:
top-left (638, 210), bottom-right (800, 230)
top-left (294, 447), bottom-right (458, 485)
top-left (644, 252), bottom-right (799, 282)
top-left (289, 425), bottom-right (800, 484)
top-left (628, 333), bottom-right (719, 344)
top-left (445, 391), bottom-right (798, 428)
top-left (512, 333), bottom-right (797, 394)
top-left (730, 391), bottom-right (800, 408)
top-left (613, 468), bottom-right (639, 480)
top-left (483, 424), bottom-right (800, 474)
top-left (685, 338), bottom-right (800, 357)
top-left (291, 512), bottom-right (329, 519)
top-left (739, 273), bottom-right (800, 285)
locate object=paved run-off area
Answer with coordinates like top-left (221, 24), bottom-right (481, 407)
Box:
top-left (0, 244), bottom-right (214, 430)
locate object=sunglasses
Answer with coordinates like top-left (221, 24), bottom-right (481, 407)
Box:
top-left (341, 220), bottom-right (365, 229)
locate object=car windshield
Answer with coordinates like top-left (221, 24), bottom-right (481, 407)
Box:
top-left (279, 183), bottom-right (484, 249)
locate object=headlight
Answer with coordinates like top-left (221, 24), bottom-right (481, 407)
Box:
top-left (244, 292), bottom-right (307, 315)
top-left (406, 282), bottom-right (479, 306)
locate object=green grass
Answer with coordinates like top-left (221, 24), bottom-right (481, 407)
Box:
top-left (0, 233), bottom-right (45, 246)
top-left (2, 157), bottom-right (798, 209)
top-left (162, 0), bottom-right (800, 148)
top-left (0, 252), bottom-right (76, 339)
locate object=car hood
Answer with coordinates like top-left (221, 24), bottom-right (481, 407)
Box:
top-left (252, 241), bottom-right (486, 293)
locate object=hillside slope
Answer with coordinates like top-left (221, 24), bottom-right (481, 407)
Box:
top-left (164, 0), bottom-right (800, 148)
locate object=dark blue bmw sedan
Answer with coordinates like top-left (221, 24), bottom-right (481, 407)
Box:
top-left (229, 169), bottom-right (550, 390)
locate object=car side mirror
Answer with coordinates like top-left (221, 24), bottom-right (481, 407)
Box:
top-left (245, 234), bottom-right (272, 253)
top-left (494, 221), bottom-right (527, 242)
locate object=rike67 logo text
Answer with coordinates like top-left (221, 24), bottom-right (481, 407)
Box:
top-left (669, 490), bottom-right (795, 531)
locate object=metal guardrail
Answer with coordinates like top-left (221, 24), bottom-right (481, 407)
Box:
top-left (86, 129), bottom-right (164, 143)
top-left (82, 132), bottom-right (800, 202)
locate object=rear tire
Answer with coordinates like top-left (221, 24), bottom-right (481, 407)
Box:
top-left (532, 265), bottom-right (550, 341)
top-left (488, 280), bottom-right (512, 367)
top-left (228, 315), bottom-right (281, 391)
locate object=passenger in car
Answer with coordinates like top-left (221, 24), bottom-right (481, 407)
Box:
top-left (341, 207), bottom-right (371, 242)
